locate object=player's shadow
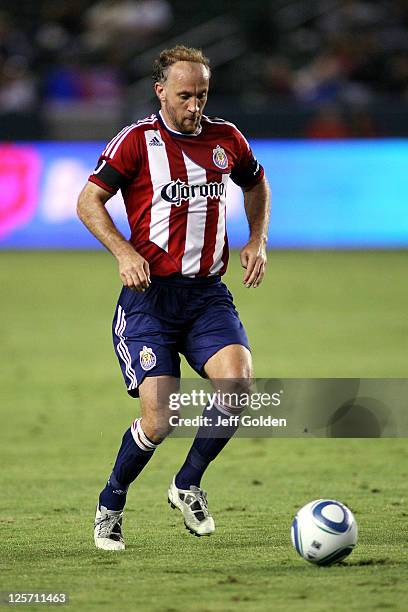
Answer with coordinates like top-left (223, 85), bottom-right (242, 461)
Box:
top-left (338, 558), bottom-right (394, 567)
top-left (284, 558), bottom-right (395, 572)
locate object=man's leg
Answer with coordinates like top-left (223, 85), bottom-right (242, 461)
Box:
top-left (168, 344), bottom-right (252, 536)
top-left (175, 344), bottom-right (251, 488)
top-left (95, 376), bottom-right (179, 550)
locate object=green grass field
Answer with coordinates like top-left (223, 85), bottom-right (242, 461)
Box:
top-left (1, 250), bottom-right (408, 611)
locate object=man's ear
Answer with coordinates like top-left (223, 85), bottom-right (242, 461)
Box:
top-left (154, 82), bottom-right (166, 104)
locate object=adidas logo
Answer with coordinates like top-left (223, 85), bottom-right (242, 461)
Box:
top-left (149, 136), bottom-right (162, 146)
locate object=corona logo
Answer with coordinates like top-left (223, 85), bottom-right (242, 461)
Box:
top-left (161, 179), bottom-right (225, 206)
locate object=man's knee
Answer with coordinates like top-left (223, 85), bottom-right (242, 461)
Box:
top-left (217, 363), bottom-right (253, 382)
top-left (139, 375), bottom-right (180, 442)
top-left (205, 344), bottom-right (253, 381)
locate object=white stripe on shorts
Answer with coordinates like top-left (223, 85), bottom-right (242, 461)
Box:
top-left (114, 305), bottom-right (137, 390)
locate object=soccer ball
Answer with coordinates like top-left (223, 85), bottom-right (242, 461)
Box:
top-left (291, 499), bottom-right (358, 566)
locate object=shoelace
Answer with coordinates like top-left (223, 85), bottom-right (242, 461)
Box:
top-left (96, 514), bottom-right (122, 538)
top-left (190, 488), bottom-right (210, 516)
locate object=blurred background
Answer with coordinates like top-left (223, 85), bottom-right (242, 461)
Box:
top-left (1, 0), bottom-right (408, 249)
top-left (1, 0), bottom-right (408, 140)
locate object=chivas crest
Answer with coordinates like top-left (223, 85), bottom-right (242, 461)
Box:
top-left (139, 346), bottom-right (156, 371)
top-left (212, 144), bottom-right (228, 169)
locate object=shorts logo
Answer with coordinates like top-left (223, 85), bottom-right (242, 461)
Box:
top-left (139, 346), bottom-right (156, 371)
top-left (212, 144), bottom-right (228, 169)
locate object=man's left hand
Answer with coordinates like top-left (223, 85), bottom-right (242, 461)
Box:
top-left (240, 239), bottom-right (267, 288)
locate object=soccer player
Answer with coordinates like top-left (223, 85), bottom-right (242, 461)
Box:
top-left (77, 45), bottom-right (270, 550)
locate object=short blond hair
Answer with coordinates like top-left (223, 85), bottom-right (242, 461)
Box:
top-left (152, 45), bottom-right (210, 83)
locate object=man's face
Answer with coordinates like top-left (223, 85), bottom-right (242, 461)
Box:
top-left (155, 61), bottom-right (210, 134)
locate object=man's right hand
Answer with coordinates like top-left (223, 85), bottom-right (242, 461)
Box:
top-left (77, 182), bottom-right (151, 291)
top-left (117, 248), bottom-right (151, 292)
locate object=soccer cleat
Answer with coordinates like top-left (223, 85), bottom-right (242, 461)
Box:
top-left (167, 477), bottom-right (215, 536)
top-left (94, 505), bottom-right (125, 551)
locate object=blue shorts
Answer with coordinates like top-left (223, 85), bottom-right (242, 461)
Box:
top-left (112, 274), bottom-right (250, 397)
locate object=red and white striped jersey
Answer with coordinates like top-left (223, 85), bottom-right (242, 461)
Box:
top-left (89, 111), bottom-right (264, 277)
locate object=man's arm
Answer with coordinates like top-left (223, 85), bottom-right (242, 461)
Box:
top-left (240, 175), bottom-right (271, 288)
top-left (77, 181), bottom-right (150, 291)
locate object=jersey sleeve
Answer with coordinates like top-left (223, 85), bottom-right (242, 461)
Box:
top-left (88, 125), bottom-right (141, 194)
top-left (230, 128), bottom-right (264, 190)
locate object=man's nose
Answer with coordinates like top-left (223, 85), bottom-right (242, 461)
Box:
top-left (187, 97), bottom-right (199, 113)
